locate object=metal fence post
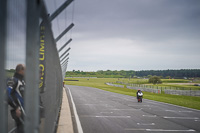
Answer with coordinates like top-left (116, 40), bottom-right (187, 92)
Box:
top-left (60, 55), bottom-right (69, 63)
top-left (24, 0), bottom-right (40, 132)
top-left (0, 0), bottom-right (7, 132)
top-left (49, 0), bottom-right (74, 22)
top-left (55, 23), bottom-right (74, 42)
top-left (60, 48), bottom-right (70, 59)
top-left (61, 56), bottom-right (69, 64)
top-left (58, 38), bottom-right (72, 52)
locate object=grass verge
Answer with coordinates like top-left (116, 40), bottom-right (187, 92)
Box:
top-left (65, 78), bottom-right (200, 110)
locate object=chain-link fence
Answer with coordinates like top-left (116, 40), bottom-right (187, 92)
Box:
top-left (0, 0), bottom-right (74, 132)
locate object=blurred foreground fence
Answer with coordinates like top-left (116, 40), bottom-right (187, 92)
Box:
top-left (0, 0), bottom-right (74, 133)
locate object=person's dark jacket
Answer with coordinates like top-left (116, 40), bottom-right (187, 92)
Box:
top-left (8, 73), bottom-right (25, 120)
top-left (10, 73), bottom-right (25, 109)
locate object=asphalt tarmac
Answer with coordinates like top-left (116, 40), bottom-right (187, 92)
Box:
top-left (66, 85), bottom-right (200, 133)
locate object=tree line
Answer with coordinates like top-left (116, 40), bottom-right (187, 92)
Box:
top-left (66, 69), bottom-right (200, 78)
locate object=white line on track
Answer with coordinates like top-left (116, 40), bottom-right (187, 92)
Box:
top-left (77, 103), bottom-right (109, 106)
top-left (95, 116), bottom-right (131, 118)
top-left (125, 128), bottom-right (195, 132)
top-left (146, 129), bottom-right (195, 132)
top-left (68, 87), bottom-right (83, 133)
top-left (137, 123), bottom-right (155, 125)
top-left (165, 110), bottom-right (193, 113)
top-left (143, 115), bottom-right (157, 117)
top-left (163, 116), bottom-right (199, 120)
top-left (179, 111), bottom-right (193, 113)
top-left (80, 115), bottom-right (131, 118)
top-left (124, 128), bottom-right (146, 131)
top-left (100, 112), bottom-right (113, 114)
top-left (165, 110), bottom-right (177, 112)
top-left (128, 104), bottom-right (150, 107)
top-left (107, 109), bottom-right (141, 111)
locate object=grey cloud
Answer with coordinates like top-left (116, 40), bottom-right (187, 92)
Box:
top-left (45, 0), bottom-right (200, 71)
top-left (74, 0), bottom-right (200, 41)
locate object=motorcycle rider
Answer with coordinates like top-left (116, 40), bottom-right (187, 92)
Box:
top-left (136, 89), bottom-right (142, 99)
top-left (8, 64), bottom-right (26, 133)
top-left (136, 89), bottom-right (143, 102)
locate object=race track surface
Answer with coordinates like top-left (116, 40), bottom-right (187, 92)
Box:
top-left (66, 85), bottom-right (200, 133)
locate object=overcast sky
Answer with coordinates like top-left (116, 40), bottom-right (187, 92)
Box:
top-left (8, 0), bottom-right (199, 71)
top-left (58, 0), bottom-right (200, 71)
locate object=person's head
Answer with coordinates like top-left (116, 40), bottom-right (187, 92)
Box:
top-left (16, 64), bottom-right (26, 76)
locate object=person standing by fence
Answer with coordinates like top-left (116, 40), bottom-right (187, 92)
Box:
top-left (7, 64), bottom-right (26, 133)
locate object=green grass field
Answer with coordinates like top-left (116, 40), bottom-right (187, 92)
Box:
top-left (65, 78), bottom-right (200, 110)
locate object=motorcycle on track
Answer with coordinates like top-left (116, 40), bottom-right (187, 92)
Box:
top-left (136, 90), bottom-right (143, 103)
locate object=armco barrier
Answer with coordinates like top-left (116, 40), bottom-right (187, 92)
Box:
top-left (115, 81), bottom-right (161, 94)
top-left (127, 86), bottom-right (161, 94)
top-left (106, 83), bottom-right (124, 88)
top-left (116, 81), bottom-right (200, 96)
top-left (164, 89), bottom-right (200, 96)
top-left (106, 83), bottom-right (161, 94)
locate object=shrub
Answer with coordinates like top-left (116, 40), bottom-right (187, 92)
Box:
top-left (149, 76), bottom-right (162, 84)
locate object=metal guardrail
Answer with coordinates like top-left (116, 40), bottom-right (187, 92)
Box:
top-left (126, 86), bottom-right (161, 94)
top-left (116, 81), bottom-right (200, 96)
top-left (164, 90), bottom-right (200, 96)
top-left (106, 83), bottom-right (161, 94)
top-left (106, 83), bottom-right (124, 88)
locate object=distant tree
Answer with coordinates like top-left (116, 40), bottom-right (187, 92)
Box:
top-left (147, 75), bottom-right (152, 78)
top-left (66, 69), bottom-right (200, 78)
top-left (149, 76), bottom-right (162, 84)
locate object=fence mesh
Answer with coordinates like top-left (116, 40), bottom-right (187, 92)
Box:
top-left (0, 0), bottom-right (72, 132)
